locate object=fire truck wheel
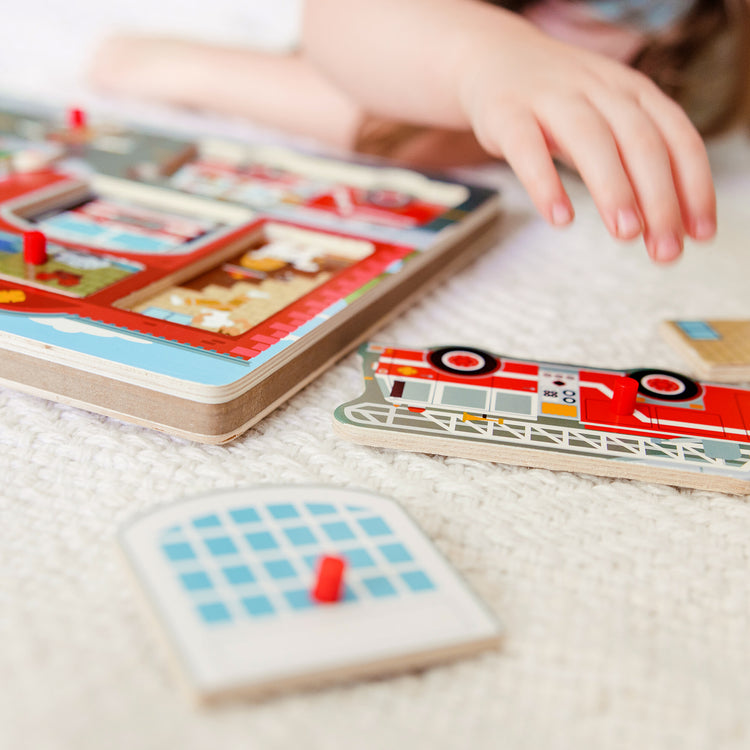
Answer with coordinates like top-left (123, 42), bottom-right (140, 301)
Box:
top-left (628, 369), bottom-right (700, 401)
top-left (427, 347), bottom-right (499, 376)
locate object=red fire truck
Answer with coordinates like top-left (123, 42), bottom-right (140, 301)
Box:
top-left (368, 344), bottom-right (750, 444)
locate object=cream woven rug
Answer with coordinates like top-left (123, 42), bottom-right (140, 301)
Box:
top-left (2, 12), bottom-right (750, 750)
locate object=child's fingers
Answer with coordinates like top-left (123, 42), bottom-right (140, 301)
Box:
top-left (635, 87), bottom-right (716, 242)
top-left (535, 95), bottom-right (643, 241)
top-left (590, 90), bottom-right (686, 262)
top-left (479, 106), bottom-right (574, 226)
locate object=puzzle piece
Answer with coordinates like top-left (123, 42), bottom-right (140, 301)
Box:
top-left (661, 320), bottom-right (750, 383)
top-left (333, 343), bottom-right (750, 494)
top-left (119, 486), bottom-right (501, 703)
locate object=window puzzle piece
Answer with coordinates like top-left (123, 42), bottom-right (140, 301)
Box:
top-left (661, 320), bottom-right (750, 383)
top-left (118, 486), bottom-right (500, 703)
top-left (333, 343), bottom-right (750, 494)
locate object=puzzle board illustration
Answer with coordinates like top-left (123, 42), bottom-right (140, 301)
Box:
top-left (333, 343), bottom-right (750, 494)
top-left (119, 486), bottom-right (501, 703)
top-left (0, 102), bottom-right (500, 442)
top-left (661, 320), bottom-right (750, 382)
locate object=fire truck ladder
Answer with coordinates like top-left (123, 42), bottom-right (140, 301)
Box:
top-left (341, 402), bottom-right (750, 476)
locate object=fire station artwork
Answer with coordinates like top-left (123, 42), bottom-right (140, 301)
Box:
top-left (0, 102), bottom-right (499, 442)
top-left (333, 343), bottom-right (750, 494)
top-left (119, 485), bottom-right (501, 703)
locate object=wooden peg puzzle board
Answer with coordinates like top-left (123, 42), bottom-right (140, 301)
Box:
top-left (333, 343), bottom-right (750, 494)
top-left (0, 103), bottom-right (500, 442)
top-left (119, 486), bottom-right (501, 703)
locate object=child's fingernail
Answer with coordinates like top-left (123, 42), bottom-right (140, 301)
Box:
top-left (551, 202), bottom-right (573, 226)
top-left (655, 234), bottom-right (683, 262)
top-left (693, 218), bottom-right (716, 241)
top-left (616, 208), bottom-right (641, 238)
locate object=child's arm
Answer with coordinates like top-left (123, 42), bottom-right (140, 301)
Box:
top-left (302, 0), bottom-right (716, 262)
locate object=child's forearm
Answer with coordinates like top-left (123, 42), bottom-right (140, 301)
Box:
top-left (302, 0), bottom-right (520, 129)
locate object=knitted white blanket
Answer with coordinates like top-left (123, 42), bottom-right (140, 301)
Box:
top-left (1, 15), bottom-right (750, 750)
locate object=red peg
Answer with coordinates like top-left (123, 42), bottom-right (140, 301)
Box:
top-left (68, 107), bottom-right (87, 130)
top-left (312, 555), bottom-right (346, 603)
top-left (23, 231), bottom-right (48, 265)
top-left (612, 376), bottom-right (639, 416)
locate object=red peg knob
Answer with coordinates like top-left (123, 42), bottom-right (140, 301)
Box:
top-left (613, 376), bottom-right (639, 416)
top-left (312, 555), bottom-right (346, 603)
top-left (68, 107), bottom-right (87, 130)
top-left (23, 231), bottom-right (47, 265)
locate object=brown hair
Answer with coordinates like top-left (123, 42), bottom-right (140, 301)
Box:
top-left (632, 0), bottom-right (750, 135)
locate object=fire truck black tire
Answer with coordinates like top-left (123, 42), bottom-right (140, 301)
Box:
top-left (627, 369), bottom-right (700, 401)
top-left (427, 347), bottom-right (499, 376)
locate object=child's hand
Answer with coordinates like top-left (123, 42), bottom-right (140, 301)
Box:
top-left (456, 17), bottom-right (716, 262)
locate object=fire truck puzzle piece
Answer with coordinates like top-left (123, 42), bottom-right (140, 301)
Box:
top-left (333, 343), bottom-right (750, 495)
top-left (661, 320), bottom-right (750, 383)
top-left (118, 486), bottom-right (501, 704)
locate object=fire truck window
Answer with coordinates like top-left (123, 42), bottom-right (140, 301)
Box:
top-left (493, 392), bottom-right (533, 416)
top-left (702, 440), bottom-right (742, 460)
top-left (440, 386), bottom-right (488, 410)
top-left (402, 382), bottom-right (433, 402)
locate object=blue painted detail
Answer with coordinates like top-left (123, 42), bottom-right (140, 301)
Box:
top-left (267, 503), bottom-right (300, 520)
top-left (223, 565), bottom-right (255, 584)
top-left (342, 585), bottom-right (358, 602)
top-left (305, 503), bottom-right (336, 515)
top-left (108, 232), bottom-right (169, 252)
top-left (242, 595), bottom-right (274, 616)
top-left (42, 215), bottom-right (104, 237)
top-left (321, 521), bottom-right (356, 541)
top-left (303, 554), bottom-right (319, 569)
top-left (198, 602), bottom-right (232, 623)
top-left (283, 526), bottom-right (317, 546)
top-left (167, 312), bottom-right (193, 326)
top-left (0, 238), bottom-right (17, 253)
top-left (141, 307), bottom-right (171, 320)
top-left (245, 531), bottom-right (278, 551)
top-left (263, 559), bottom-right (297, 579)
top-left (204, 536), bottom-right (238, 556)
top-left (193, 514), bottom-right (221, 529)
top-left (358, 517), bottom-right (392, 537)
top-left (362, 576), bottom-right (397, 597)
top-left (343, 548), bottom-right (375, 568)
top-left (676, 320), bottom-right (720, 341)
top-left (229, 507), bottom-right (261, 524)
top-left (284, 589), bottom-right (314, 610)
top-left (180, 571), bottom-right (213, 591)
top-left (162, 542), bottom-right (196, 561)
top-left (379, 543), bottom-right (412, 564)
top-left (401, 570), bottom-right (435, 592)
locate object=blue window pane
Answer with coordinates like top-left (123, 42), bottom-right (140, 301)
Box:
top-left (242, 595), bottom-right (274, 616)
top-left (284, 589), bottom-right (313, 610)
top-left (362, 576), bottom-right (397, 597)
top-left (344, 548), bottom-right (375, 568)
top-left (193, 514), bottom-right (221, 529)
top-left (358, 517), bottom-right (392, 537)
top-left (162, 542), bottom-right (196, 561)
top-left (267, 503), bottom-right (299, 520)
top-left (283, 526), bottom-right (317, 546)
top-left (245, 531), bottom-right (278, 551)
top-left (204, 536), bottom-right (238, 556)
top-left (305, 503), bottom-right (336, 515)
top-left (180, 571), bottom-right (213, 591)
top-left (321, 521), bottom-right (356, 541)
top-left (342, 585), bottom-right (357, 602)
top-left (229, 507), bottom-right (261, 524)
top-left (379, 543), bottom-right (412, 564)
top-left (401, 571), bottom-right (435, 592)
top-left (198, 602), bottom-right (231, 623)
top-left (677, 320), bottom-right (720, 341)
top-left (223, 565), bottom-right (255, 585)
top-left (263, 559), bottom-right (297, 579)
top-left (303, 554), bottom-right (319, 569)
